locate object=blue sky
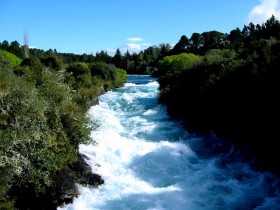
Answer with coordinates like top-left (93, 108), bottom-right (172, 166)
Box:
top-left (1, 0), bottom-right (280, 55)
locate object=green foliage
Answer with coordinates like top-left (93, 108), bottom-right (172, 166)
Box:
top-left (0, 39), bottom-right (126, 209)
top-left (157, 53), bottom-right (201, 77)
top-left (40, 54), bottom-right (63, 71)
top-left (0, 52), bottom-right (12, 70)
top-left (8, 41), bottom-right (22, 58)
top-left (0, 50), bottom-right (22, 67)
top-left (95, 50), bottom-right (111, 63)
top-left (157, 17), bottom-right (280, 175)
top-left (0, 70), bottom-right (51, 194)
top-left (17, 57), bottom-right (45, 85)
top-left (90, 62), bottom-right (120, 90)
top-left (0, 65), bottom-right (97, 208)
top-left (172, 35), bottom-right (189, 55)
top-left (204, 49), bottom-right (236, 65)
top-left (117, 68), bottom-right (128, 85)
top-left (201, 49), bottom-right (237, 87)
top-left (201, 30), bottom-right (226, 52)
top-left (90, 62), bottom-right (116, 81)
top-left (112, 49), bottom-right (123, 68)
top-left (66, 62), bottom-right (90, 78)
top-left (66, 62), bottom-right (92, 90)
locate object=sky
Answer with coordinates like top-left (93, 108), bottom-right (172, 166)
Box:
top-left (0, 0), bottom-right (280, 55)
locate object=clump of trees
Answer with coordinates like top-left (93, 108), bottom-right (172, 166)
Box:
top-left (0, 45), bottom-right (127, 209)
top-left (156, 16), bottom-right (280, 174)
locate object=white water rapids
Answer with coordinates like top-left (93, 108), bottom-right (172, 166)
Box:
top-left (59, 75), bottom-right (280, 210)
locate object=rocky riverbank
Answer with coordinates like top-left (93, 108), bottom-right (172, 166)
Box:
top-left (9, 154), bottom-right (104, 210)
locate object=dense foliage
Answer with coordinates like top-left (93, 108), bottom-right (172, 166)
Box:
top-left (0, 47), bottom-right (127, 209)
top-left (156, 16), bottom-right (280, 174)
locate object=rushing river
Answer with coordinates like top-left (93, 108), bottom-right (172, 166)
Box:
top-left (59, 75), bottom-right (280, 210)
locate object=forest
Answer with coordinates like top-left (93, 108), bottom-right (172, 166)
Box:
top-left (0, 15), bottom-right (280, 209)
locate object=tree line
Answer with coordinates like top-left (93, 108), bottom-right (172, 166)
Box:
top-left (154, 15), bottom-right (280, 175)
top-left (2, 15), bottom-right (280, 77)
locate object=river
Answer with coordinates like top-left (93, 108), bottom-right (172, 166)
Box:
top-left (59, 75), bottom-right (280, 210)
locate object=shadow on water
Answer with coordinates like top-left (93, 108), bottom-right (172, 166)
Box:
top-left (60, 75), bottom-right (280, 210)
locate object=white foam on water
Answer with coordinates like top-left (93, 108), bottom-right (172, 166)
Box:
top-left (59, 76), bottom-right (280, 210)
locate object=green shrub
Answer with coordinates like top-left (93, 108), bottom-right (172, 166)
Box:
top-left (0, 70), bottom-right (51, 191)
top-left (0, 50), bottom-right (22, 67)
top-left (116, 68), bottom-right (128, 86)
top-left (158, 53), bottom-right (201, 77)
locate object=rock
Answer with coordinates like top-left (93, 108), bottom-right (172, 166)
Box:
top-left (9, 153), bottom-right (104, 210)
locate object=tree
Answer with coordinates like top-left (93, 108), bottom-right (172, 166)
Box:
top-left (8, 41), bottom-right (22, 58)
top-left (201, 31), bottom-right (225, 52)
top-left (112, 49), bottom-right (123, 68)
top-left (228, 27), bottom-right (244, 49)
top-left (40, 54), bottom-right (63, 71)
top-left (157, 43), bottom-right (172, 61)
top-left (0, 40), bottom-right (9, 51)
top-left (123, 50), bottom-right (131, 70)
top-left (189, 33), bottom-right (202, 54)
top-left (90, 62), bottom-right (117, 84)
top-left (263, 15), bottom-right (280, 39)
top-left (172, 35), bottom-right (189, 55)
top-left (95, 50), bottom-right (111, 63)
top-left (66, 62), bottom-right (90, 78)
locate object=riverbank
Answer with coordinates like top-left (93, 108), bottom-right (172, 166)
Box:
top-left (9, 153), bottom-right (104, 210)
top-left (163, 100), bottom-right (280, 177)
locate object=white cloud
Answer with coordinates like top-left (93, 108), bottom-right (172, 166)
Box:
top-left (248, 0), bottom-right (280, 24)
top-left (127, 37), bottom-right (144, 42)
top-left (105, 38), bottom-right (152, 56)
top-left (104, 48), bottom-right (117, 56)
top-left (125, 42), bottom-right (151, 54)
top-left (126, 37), bottom-right (151, 52)
top-left (127, 43), bottom-right (142, 50)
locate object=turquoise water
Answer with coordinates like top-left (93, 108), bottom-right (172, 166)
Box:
top-left (59, 75), bottom-right (280, 210)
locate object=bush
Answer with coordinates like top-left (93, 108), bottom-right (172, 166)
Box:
top-left (157, 53), bottom-right (201, 77)
top-left (0, 50), bottom-right (22, 67)
top-left (0, 67), bottom-right (96, 208)
top-left (0, 70), bottom-right (51, 198)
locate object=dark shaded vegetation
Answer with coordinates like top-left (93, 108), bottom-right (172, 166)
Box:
top-left (155, 16), bottom-right (280, 175)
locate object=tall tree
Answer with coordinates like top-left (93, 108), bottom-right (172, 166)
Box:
top-left (0, 40), bottom-right (9, 50)
top-left (263, 15), bottom-right (280, 39)
top-left (95, 50), bottom-right (111, 63)
top-left (112, 48), bottom-right (123, 68)
top-left (201, 31), bottom-right (225, 52)
top-left (189, 32), bottom-right (202, 54)
top-left (172, 35), bottom-right (189, 55)
top-left (228, 27), bottom-right (244, 50)
top-left (123, 50), bottom-right (131, 70)
top-left (9, 41), bottom-right (22, 57)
